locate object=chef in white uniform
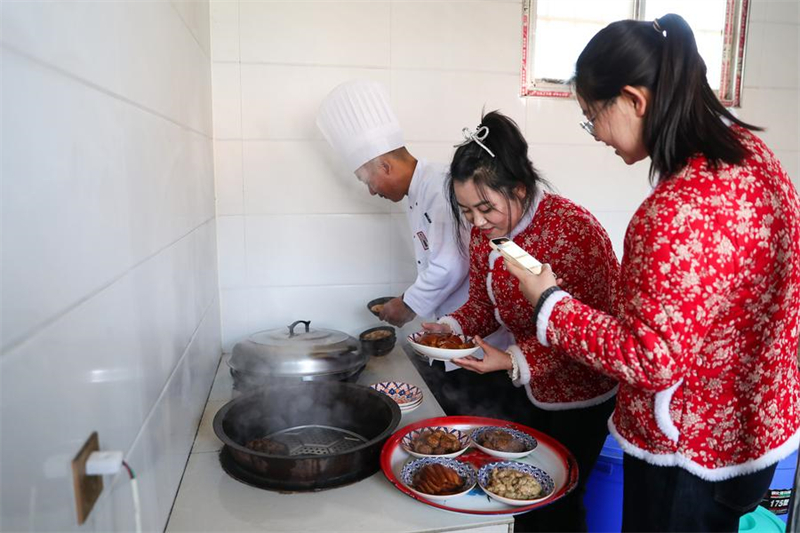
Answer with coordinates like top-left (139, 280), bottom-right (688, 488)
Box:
top-left (316, 81), bottom-right (529, 419)
top-left (316, 79), bottom-right (469, 327)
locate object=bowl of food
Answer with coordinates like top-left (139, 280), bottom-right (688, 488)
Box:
top-left (478, 462), bottom-right (554, 506)
top-left (367, 297), bottom-right (393, 318)
top-left (369, 381), bottom-right (423, 409)
top-left (470, 426), bottom-right (537, 459)
top-left (401, 427), bottom-right (470, 459)
top-left (360, 326), bottom-right (396, 356)
top-left (407, 332), bottom-right (479, 361)
top-left (400, 457), bottom-right (476, 501)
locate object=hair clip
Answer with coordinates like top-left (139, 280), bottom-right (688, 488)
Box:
top-left (653, 18), bottom-right (664, 34)
top-left (454, 126), bottom-right (496, 158)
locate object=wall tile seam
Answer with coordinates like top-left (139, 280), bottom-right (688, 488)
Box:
top-left (230, 60), bottom-right (519, 76)
top-left (169, 2), bottom-right (212, 61)
top-left (740, 84), bottom-right (800, 91)
top-left (230, 211), bottom-right (393, 216)
top-left (239, 213), bottom-right (394, 218)
top-left (83, 294), bottom-right (220, 521)
top-left (1, 216), bottom-right (218, 357)
top-left (1, 43), bottom-right (214, 140)
top-left (220, 282), bottom-right (408, 290)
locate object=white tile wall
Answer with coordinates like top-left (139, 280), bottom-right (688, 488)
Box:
top-left (245, 214), bottom-right (392, 286)
top-left (214, 140), bottom-right (244, 215)
top-left (743, 21), bottom-right (799, 90)
top-left (239, 1), bottom-right (391, 66)
top-left (211, 0), bottom-right (800, 353)
top-left (211, 62), bottom-right (242, 139)
top-left (2, 1), bottom-right (212, 136)
top-left (240, 65), bottom-right (392, 140)
top-left (243, 140), bottom-right (388, 214)
top-left (1, 3), bottom-right (219, 532)
top-left (210, 0), bottom-right (240, 62)
top-left (391, 1), bottom-right (522, 73)
top-left (392, 70), bottom-right (526, 142)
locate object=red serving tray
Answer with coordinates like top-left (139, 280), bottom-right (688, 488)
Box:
top-left (380, 416), bottom-right (579, 515)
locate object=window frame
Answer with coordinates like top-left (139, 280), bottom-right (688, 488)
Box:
top-left (520, 0), bottom-right (751, 107)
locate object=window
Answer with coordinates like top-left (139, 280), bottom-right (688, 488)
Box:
top-left (521, 0), bottom-right (750, 106)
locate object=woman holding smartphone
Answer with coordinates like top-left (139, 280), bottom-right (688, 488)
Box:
top-left (506, 14), bottom-right (800, 532)
top-left (424, 110), bottom-right (620, 532)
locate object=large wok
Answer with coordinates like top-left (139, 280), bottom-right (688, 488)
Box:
top-left (213, 381), bottom-right (401, 491)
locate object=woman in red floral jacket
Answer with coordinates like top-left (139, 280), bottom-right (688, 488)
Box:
top-left (424, 110), bottom-right (620, 532)
top-left (508, 14), bottom-right (800, 533)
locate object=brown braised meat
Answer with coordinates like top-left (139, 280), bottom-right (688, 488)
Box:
top-left (417, 333), bottom-right (474, 349)
top-left (411, 429), bottom-right (462, 455)
top-left (479, 429), bottom-right (527, 453)
top-left (413, 463), bottom-right (464, 495)
top-left (245, 437), bottom-right (289, 455)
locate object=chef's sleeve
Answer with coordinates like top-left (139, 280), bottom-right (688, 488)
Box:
top-left (402, 203), bottom-right (469, 319)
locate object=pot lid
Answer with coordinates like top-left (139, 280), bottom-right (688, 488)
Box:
top-left (229, 320), bottom-right (366, 378)
top-left (249, 320), bottom-right (350, 350)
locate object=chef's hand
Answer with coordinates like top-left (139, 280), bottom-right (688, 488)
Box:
top-left (504, 260), bottom-right (561, 309)
top-left (380, 297), bottom-right (416, 327)
top-left (452, 336), bottom-right (513, 374)
top-left (420, 322), bottom-right (452, 334)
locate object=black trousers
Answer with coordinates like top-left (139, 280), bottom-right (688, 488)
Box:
top-left (513, 396), bottom-right (616, 533)
top-left (622, 454), bottom-right (777, 533)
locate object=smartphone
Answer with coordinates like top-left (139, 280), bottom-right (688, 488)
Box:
top-left (490, 237), bottom-right (543, 274)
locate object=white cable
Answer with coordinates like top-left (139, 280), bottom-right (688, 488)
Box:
top-left (130, 477), bottom-right (142, 533)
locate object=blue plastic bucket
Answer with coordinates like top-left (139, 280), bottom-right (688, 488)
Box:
top-left (584, 436), bottom-right (797, 532)
top-left (584, 435), bottom-right (624, 533)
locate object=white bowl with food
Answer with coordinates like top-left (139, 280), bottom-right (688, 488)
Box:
top-left (478, 461), bottom-right (554, 506)
top-left (407, 332), bottom-right (479, 361)
top-left (401, 426), bottom-right (470, 459)
top-left (470, 426), bottom-right (537, 459)
top-left (400, 457), bottom-right (477, 502)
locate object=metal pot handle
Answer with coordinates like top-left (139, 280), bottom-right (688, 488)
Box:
top-left (287, 320), bottom-right (311, 337)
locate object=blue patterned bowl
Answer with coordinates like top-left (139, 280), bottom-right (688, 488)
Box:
top-left (369, 381), bottom-right (423, 407)
top-left (400, 457), bottom-right (477, 501)
top-left (478, 461), bottom-right (554, 505)
top-left (401, 426), bottom-right (470, 458)
top-left (470, 426), bottom-right (537, 459)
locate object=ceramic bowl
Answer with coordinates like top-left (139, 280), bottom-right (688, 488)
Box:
top-left (478, 461), bottom-right (554, 506)
top-left (470, 426), bottom-right (537, 460)
top-left (400, 457), bottom-right (477, 502)
top-left (401, 426), bottom-right (470, 459)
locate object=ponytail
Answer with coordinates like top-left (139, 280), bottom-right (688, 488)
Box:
top-left (575, 14), bottom-right (760, 182)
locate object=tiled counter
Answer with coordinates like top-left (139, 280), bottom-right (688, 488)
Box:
top-left (165, 346), bottom-right (514, 533)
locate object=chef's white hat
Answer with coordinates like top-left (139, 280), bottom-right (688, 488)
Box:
top-left (316, 80), bottom-right (405, 173)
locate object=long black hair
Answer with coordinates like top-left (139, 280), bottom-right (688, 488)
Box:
top-left (573, 13), bottom-right (761, 182)
top-left (447, 110), bottom-right (548, 249)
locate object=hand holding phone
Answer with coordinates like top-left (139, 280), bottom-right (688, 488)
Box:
top-left (489, 237), bottom-right (543, 274)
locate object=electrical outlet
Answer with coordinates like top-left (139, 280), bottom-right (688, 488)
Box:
top-left (71, 432), bottom-right (103, 525)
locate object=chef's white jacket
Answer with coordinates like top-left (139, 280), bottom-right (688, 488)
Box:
top-left (402, 160), bottom-right (469, 319)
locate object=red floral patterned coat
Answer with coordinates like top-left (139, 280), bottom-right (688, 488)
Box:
top-left (545, 127), bottom-right (800, 480)
top-left (443, 193), bottom-right (620, 409)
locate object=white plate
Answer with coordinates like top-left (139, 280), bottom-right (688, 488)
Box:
top-left (478, 461), bottom-right (555, 506)
top-left (470, 426), bottom-right (537, 460)
top-left (401, 427), bottom-right (470, 459)
top-left (407, 332), bottom-right (479, 361)
top-left (400, 398), bottom-right (423, 410)
top-left (400, 457), bottom-right (477, 502)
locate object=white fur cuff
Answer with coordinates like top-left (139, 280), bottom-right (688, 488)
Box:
top-left (437, 315), bottom-right (463, 335)
top-left (506, 344), bottom-right (530, 387)
top-left (536, 291), bottom-right (571, 347)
